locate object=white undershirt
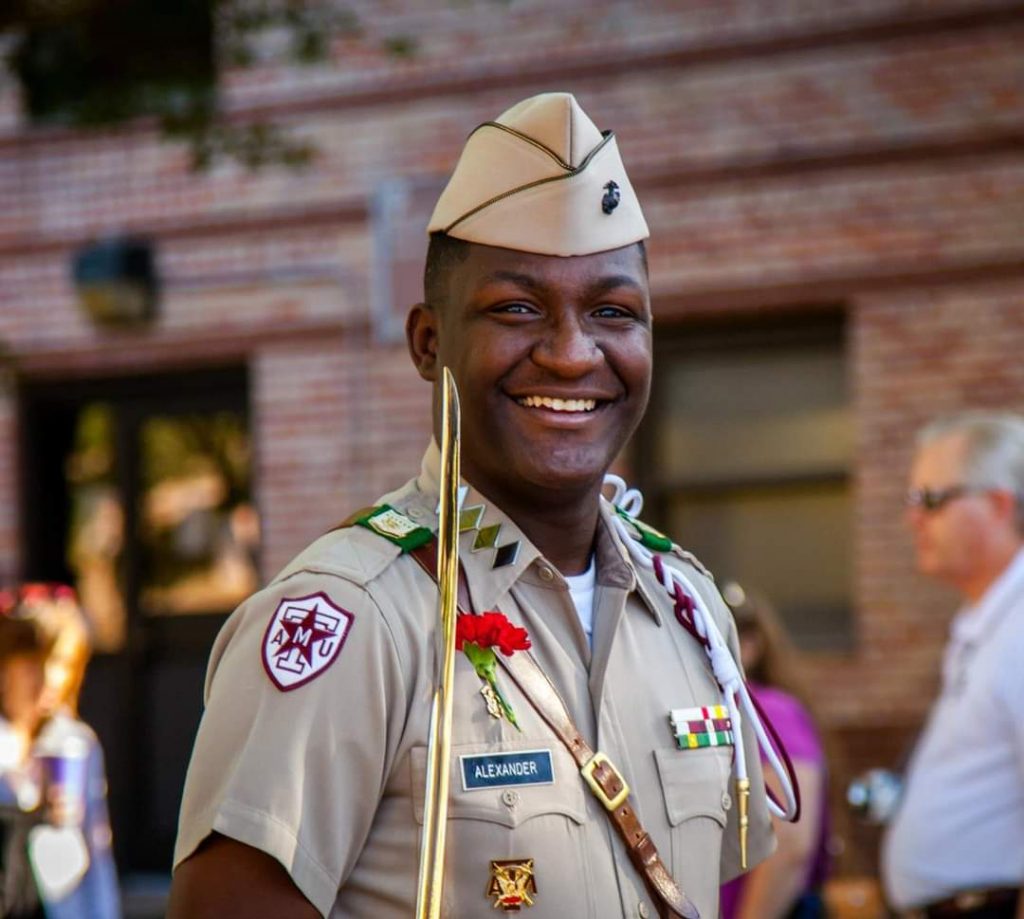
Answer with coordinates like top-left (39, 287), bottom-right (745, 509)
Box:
top-left (565, 557), bottom-right (597, 647)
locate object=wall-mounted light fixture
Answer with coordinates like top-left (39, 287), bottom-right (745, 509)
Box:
top-left (72, 237), bottom-right (159, 326)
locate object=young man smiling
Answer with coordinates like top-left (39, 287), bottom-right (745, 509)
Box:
top-left (169, 93), bottom-right (777, 919)
top-left (407, 239), bottom-right (651, 575)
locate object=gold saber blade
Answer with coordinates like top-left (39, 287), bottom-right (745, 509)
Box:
top-left (415, 367), bottom-right (461, 919)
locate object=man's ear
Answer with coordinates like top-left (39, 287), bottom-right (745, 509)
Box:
top-left (406, 302), bottom-right (439, 381)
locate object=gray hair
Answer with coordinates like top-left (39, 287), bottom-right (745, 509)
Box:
top-left (918, 411), bottom-right (1024, 533)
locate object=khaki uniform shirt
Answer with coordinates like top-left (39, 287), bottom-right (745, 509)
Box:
top-left (175, 445), bottom-right (773, 918)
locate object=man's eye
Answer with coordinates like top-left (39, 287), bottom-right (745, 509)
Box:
top-left (494, 303), bottom-right (535, 315)
top-left (593, 305), bottom-right (634, 319)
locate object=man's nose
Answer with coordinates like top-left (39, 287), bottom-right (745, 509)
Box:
top-left (531, 315), bottom-right (602, 377)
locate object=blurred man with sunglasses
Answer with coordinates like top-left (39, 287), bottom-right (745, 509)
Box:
top-left (883, 412), bottom-right (1024, 919)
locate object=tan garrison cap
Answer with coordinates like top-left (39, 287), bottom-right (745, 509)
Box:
top-left (427, 92), bottom-right (649, 256)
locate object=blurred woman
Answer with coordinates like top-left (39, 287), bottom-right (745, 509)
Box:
top-left (720, 583), bottom-right (831, 919)
top-left (0, 585), bottom-right (120, 919)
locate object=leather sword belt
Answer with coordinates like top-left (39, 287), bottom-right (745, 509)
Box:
top-left (904, 887), bottom-right (1020, 919)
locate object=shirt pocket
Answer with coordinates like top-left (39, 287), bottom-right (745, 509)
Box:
top-left (411, 740), bottom-right (594, 917)
top-left (653, 746), bottom-right (731, 898)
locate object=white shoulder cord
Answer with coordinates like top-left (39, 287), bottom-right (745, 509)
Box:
top-left (604, 475), bottom-right (799, 827)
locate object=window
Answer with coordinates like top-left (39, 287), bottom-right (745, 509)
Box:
top-left (639, 313), bottom-right (851, 650)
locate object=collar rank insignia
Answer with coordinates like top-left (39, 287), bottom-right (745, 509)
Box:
top-left (459, 503), bottom-right (522, 569)
top-left (262, 592), bottom-right (354, 691)
top-left (487, 859), bottom-right (536, 911)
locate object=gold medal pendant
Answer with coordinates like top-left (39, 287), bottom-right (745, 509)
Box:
top-left (480, 682), bottom-right (503, 719)
top-left (487, 858), bottom-right (536, 910)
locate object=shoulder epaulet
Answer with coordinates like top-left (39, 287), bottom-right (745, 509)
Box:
top-left (338, 504), bottom-right (434, 553)
top-left (613, 507), bottom-right (714, 580)
top-left (670, 547), bottom-right (714, 581)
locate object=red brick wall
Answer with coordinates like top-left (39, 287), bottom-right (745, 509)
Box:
top-left (2, 0), bottom-right (1023, 761)
top-left (253, 337), bottom-right (431, 575)
top-left (0, 383), bottom-right (16, 582)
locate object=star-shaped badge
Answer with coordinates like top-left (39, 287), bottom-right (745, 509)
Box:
top-left (274, 604), bottom-right (337, 668)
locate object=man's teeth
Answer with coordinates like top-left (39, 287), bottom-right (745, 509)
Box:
top-left (518, 396), bottom-right (597, 412)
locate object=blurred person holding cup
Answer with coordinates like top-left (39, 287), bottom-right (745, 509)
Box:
top-left (0, 585), bottom-right (120, 919)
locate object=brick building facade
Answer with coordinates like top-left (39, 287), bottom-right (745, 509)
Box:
top-left (1, 0), bottom-right (1022, 881)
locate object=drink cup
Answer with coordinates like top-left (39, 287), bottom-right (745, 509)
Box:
top-left (38, 753), bottom-right (87, 827)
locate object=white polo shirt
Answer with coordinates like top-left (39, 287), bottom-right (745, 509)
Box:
top-left (882, 549), bottom-right (1024, 909)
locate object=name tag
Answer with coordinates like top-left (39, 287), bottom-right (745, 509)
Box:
top-left (460, 749), bottom-right (555, 791)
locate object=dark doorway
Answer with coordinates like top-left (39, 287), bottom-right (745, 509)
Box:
top-left (18, 366), bottom-right (257, 876)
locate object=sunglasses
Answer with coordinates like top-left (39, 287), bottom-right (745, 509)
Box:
top-left (904, 485), bottom-right (980, 512)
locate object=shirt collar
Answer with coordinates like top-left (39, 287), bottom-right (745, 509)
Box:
top-left (412, 441), bottom-right (658, 618)
top-left (950, 546), bottom-right (1024, 646)
top-left (415, 440), bottom-right (540, 611)
top-left (594, 501), bottom-right (663, 624)
top-left (416, 439), bottom-right (443, 496)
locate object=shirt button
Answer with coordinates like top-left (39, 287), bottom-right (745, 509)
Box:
top-left (538, 565), bottom-right (555, 582)
top-left (722, 792), bottom-right (732, 811)
top-left (638, 903), bottom-right (650, 918)
top-left (501, 790), bottom-right (520, 808)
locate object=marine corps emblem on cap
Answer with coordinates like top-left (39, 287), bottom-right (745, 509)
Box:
top-left (428, 92), bottom-right (649, 257)
top-left (487, 858), bottom-right (537, 911)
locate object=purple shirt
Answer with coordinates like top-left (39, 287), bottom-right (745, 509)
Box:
top-left (720, 684), bottom-right (829, 919)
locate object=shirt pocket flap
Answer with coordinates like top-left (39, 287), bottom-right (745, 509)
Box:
top-left (411, 742), bottom-right (587, 828)
top-left (653, 746), bottom-right (730, 828)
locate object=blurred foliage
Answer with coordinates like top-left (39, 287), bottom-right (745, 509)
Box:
top-left (66, 403), bottom-right (116, 485)
top-left (0, 0), bottom-right (415, 170)
top-left (141, 412), bottom-right (251, 505)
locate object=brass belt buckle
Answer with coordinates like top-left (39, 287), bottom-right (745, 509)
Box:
top-left (580, 751), bottom-right (630, 811)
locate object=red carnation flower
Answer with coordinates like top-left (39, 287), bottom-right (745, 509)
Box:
top-left (456, 611), bottom-right (530, 730)
top-left (456, 611), bottom-right (530, 656)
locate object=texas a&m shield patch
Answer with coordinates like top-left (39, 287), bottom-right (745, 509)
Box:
top-left (262, 592), bottom-right (353, 691)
